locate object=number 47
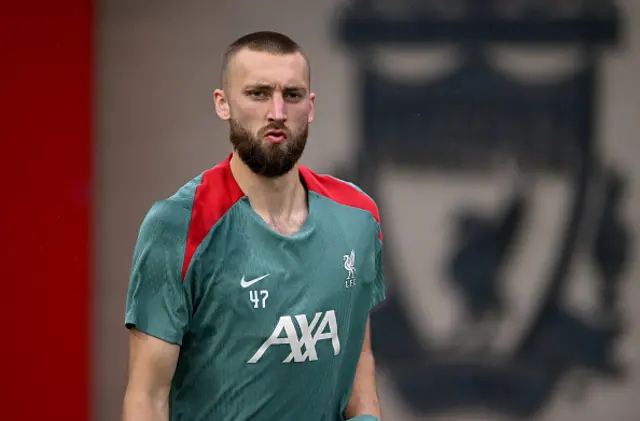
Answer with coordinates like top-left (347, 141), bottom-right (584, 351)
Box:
top-left (250, 290), bottom-right (269, 309)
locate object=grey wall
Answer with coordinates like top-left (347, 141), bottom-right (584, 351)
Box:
top-left (96, 1), bottom-right (640, 420)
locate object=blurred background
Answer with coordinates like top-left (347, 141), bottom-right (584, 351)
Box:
top-left (3, 0), bottom-right (639, 420)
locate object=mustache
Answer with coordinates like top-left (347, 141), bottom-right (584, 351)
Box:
top-left (259, 123), bottom-right (290, 136)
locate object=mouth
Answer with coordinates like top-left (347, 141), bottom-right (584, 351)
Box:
top-left (264, 129), bottom-right (287, 144)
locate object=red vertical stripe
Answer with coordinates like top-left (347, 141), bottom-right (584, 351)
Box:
top-left (183, 156), bottom-right (245, 281)
top-left (0, 2), bottom-right (93, 420)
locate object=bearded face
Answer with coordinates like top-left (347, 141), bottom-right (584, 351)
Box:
top-left (229, 117), bottom-right (308, 178)
top-left (215, 49), bottom-right (315, 178)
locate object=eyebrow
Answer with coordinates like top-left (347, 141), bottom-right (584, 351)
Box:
top-left (244, 83), bottom-right (307, 93)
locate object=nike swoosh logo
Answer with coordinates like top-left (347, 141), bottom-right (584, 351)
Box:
top-left (240, 273), bottom-right (270, 288)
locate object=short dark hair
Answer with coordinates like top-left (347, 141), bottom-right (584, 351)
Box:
top-left (220, 31), bottom-right (310, 89)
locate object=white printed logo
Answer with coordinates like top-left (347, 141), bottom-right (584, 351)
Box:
top-left (343, 249), bottom-right (356, 288)
top-left (240, 273), bottom-right (270, 288)
top-left (247, 310), bottom-right (341, 364)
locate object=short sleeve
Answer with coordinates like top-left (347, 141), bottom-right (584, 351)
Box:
top-left (370, 228), bottom-right (386, 312)
top-left (339, 180), bottom-right (386, 311)
top-left (124, 200), bottom-right (192, 345)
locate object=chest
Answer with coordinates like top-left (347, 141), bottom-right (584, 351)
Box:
top-left (190, 219), bottom-right (376, 324)
top-left (184, 214), bottom-right (377, 366)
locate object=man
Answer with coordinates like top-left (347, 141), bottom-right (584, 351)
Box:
top-left (122, 31), bottom-right (386, 421)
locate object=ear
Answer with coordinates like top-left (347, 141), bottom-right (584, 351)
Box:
top-left (307, 92), bottom-right (316, 124)
top-left (213, 89), bottom-right (231, 120)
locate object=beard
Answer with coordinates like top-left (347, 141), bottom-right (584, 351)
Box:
top-left (229, 118), bottom-right (308, 178)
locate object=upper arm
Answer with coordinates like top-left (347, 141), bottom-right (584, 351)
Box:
top-left (124, 200), bottom-right (192, 398)
top-left (126, 328), bottom-right (180, 398)
top-left (361, 317), bottom-right (372, 354)
top-left (125, 200), bottom-right (192, 345)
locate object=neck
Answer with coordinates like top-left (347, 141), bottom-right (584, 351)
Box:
top-left (229, 151), bottom-right (307, 219)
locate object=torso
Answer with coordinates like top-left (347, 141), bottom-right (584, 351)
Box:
top-left (167, 156), bottom-right (384, 421)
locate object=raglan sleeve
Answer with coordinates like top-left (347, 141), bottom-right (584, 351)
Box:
top-left (124, 200), bottom-right (192, 346)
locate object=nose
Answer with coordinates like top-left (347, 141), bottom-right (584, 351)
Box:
top-left (267, 92), bottom-right (287, 122)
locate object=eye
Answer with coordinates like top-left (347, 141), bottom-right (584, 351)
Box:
top-left (248, 90), bottom-right (268, 99)
top-left (284, 91), bottom-right (303, 101)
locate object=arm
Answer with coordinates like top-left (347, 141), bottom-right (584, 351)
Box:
top-left (122, 329), bottom-right (180, 421)
top-left (344, 318), bottom-right (382, 420)
top-left (121, 201), bottom-right (192, 420)
top-left (345, 197), bottom-right (386, 420)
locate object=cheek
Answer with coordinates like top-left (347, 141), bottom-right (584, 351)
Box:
top-left (232, 111), bottom-right (264, 132)
top-left (231, 99), bottom-right (263, 119)
top-left (288, 104), bottom-right (312, 125)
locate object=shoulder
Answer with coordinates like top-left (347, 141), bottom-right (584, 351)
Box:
top-left (137, 173), bottom-right (202, 237)
top-left (188, 160), bottom-right (245, 227)
top-left (143, 160), bottom-right (245, 234)
top-left (136, 160), bottom-right (246, 280)
top-left (299, 166), bottom-right (381, 226)
top-left (137, 196), bottom-right (193, 249)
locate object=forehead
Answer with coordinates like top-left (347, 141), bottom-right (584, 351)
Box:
top-left (228, 49), bottom-right (309, 89)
